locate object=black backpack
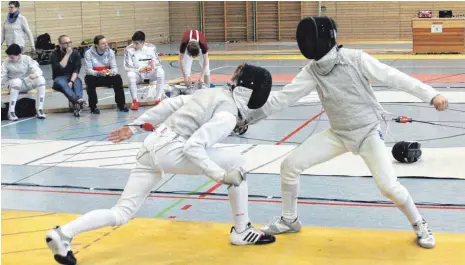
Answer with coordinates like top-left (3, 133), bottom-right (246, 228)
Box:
top-left (1, 98), bottom-right (37, 120)
top-left (35, 33), bottom-right (55, 50)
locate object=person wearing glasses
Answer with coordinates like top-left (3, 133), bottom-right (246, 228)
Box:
top-left (50, 34), bottom-right (87, 117)
top-left (1, 1), bottom-right (35, 54)
top-left (124, 31), bottom-right (165, 111)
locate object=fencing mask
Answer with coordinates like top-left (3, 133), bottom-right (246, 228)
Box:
top-left (296, 16), bottom-right (337, 61)
top-left (230, 64), bottom-right (272, 110)
top-left (392, 141), bottom-right (422, 163)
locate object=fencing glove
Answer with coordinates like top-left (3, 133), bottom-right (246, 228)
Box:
top-left (221, 170), bottom-right (246, 186)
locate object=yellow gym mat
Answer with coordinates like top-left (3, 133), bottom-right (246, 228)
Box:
top-left (2, 210), bottom-right (464, 265)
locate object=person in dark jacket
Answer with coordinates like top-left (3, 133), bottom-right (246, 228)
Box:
top-left (50, 34), bottom-right (86, 117)
top-left (84, 35), bottom-right (128, 114)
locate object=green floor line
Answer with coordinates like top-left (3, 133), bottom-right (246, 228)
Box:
top-left (153, 179), bottom-right (213, 218)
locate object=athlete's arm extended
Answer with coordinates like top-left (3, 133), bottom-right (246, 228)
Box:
top-left (127, 95), bottom-right (192, 134)
top-left (247, 64), bottom-right (317, 125)
top-left (360, 51), bottom-right (439, 103)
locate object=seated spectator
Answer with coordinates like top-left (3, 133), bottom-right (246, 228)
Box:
top-left (50, 34), bottom-right (86, 117)
top-left (124, 31), bottom-right (165, 110)
top-left (1, 43), bottom-right (46, 121)
top-left (84, 35), bottom-right (128, 114)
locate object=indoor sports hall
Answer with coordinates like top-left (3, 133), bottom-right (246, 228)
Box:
top-left (1, 1), bottom-right (464, 265)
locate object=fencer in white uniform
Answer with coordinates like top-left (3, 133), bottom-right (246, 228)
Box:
top-left (250, 17), bottom-right (448, 249)
top-left (1, 43), bottom-right (46, 121)
top-left (124, 31), bottom-right (165, 110)
top-left (45, 64), bottom-right (276, 265)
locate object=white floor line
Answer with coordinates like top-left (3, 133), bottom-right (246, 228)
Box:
top-left (1, 117), bottom-right (36, 128)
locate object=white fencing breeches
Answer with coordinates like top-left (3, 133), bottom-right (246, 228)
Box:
top-left (280, 128), bottom-right (416, 222)
top-left (59, 126), bottom-right (250, 239)
top-left (127, 67), bottom-right (165, 101)
top-left (183, 52), bottom-right (210, 78)
top-left (7, 77), bottom-right (46, 112)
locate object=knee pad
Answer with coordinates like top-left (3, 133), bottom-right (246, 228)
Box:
top-left (9, 79), bottom-right (22, 89)
top-left (380, 182), bottom-right (409, 205)
top-left (280, 158), bottom-right (301, 185)
top-left (111, 205), bottom-right (134, 226)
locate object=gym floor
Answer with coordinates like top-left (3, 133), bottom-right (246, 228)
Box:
top-left (2, 41), bottom-right (465, 265)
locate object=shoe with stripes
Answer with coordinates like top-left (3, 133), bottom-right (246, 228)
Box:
top-left (229, 222), bottom-right (276, 245)
top-left (413, 219), bottom-right (435, 249)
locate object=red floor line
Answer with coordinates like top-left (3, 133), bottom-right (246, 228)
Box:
top-left (181, 205), bottom-right (192, 210)
top-left (4, 187), bottom-right (464, 211)
top-left (277, 110), bottom-right (326, 145)
top-left (199, 183), bottom-right (222, 198)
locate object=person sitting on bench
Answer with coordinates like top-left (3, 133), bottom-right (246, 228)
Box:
top-left (50, 34), bottom-right (86, 117)
top-left (84, 35), bottom-right (129, 114)
top-left (1, 43), bottom-right (46, 120)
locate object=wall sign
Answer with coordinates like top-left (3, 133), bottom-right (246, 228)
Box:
top-left (431, 23), bottom-right (443, 33)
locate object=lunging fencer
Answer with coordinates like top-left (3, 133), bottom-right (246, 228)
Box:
top-left (1, 43), bottom-right (46, 120)
top-left (248, 16), bottom-right (448, 249)
top-left (124, 31), bottom-right (165, 110)
top-left (45, 64), bottom-right (276, 265)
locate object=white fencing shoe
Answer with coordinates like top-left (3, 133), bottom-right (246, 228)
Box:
top-left (229, 222), bottom-right (276, 245)
top-left (413, 219), bottom-right (436, 249)
top-left (45, 226), bottom-right (77, 265)
top-left (260, 216), bottom-right (302, 235)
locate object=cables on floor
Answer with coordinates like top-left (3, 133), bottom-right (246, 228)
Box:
top-left (2, 182), bottom-right (464, 208)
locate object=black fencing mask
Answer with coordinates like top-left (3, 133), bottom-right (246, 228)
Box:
top-left (392, 141), bottom-right (422, 163)
top-left (296, 16), bottom-right (337, 61)
top-left (231, 64), bottom-right (272, 109)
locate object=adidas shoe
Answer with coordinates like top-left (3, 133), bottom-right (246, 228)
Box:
top-left (46, 226), bottom-right (77, 265)
top-left (8, 112), bottom-right (18, 121)
top-left (260, 216), bottom-right (302, 235)
top-left (229, 222), bottom-right (276, 245)
top-left (36, 109), bottom-right (46, 119)
top-left (413, 219), bottom-right (435, 249)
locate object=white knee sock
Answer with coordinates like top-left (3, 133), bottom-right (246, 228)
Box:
top-left (127, 73), bottom-right (139, 101)
top-left (281, 181), bottom-right (299, 222)
top-left (36, 85), bottom-right (45, 110)
top-left (9, 89), bottom-right (20, 112)
top-left (59, 209), bottom-right (117, 239)
top-left (130, 86), bottom-right (138, 101)
top-left (155, 80), bottom-right (164, 101)
top-left (228, 181), bottom-right (249, 233)
top-left (396, 194), bottom-right (423, 225)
